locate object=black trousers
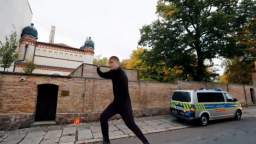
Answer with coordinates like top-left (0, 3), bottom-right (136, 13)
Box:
top-left (100, 102), bottom-right (149, 144)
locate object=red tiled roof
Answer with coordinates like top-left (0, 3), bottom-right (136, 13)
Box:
top-left (36, 41), bottom-right (84, 52)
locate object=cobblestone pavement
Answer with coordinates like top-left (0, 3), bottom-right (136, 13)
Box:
top-left (0, 115), bottom-right (187, 144)
top-left (243, 106), bottom-right (256, 117)
top-left (1, 106), bottom-right (255, 144)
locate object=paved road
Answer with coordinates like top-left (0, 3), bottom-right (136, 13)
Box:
top-left (112, 117), bottom-right (256, 144)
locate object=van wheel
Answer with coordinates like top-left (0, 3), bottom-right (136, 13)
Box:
top-left (200, 114), bottom-right (209, 126)
top-left (235, 110), bottom-right (242, 120)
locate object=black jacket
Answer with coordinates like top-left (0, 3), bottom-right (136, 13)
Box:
top-left (97, 67), bottom-right (131, 105)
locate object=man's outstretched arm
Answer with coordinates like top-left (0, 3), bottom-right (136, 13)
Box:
top-left (97, 66), bottom-right (112, 79)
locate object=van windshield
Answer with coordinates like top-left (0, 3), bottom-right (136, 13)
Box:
top-left (172, 92), bottom-right (191, 102)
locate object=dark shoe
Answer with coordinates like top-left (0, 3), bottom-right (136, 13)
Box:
top-left (102, 141), bottom-right (110, 144)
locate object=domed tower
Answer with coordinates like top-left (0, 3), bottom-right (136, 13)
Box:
top-left (18, 23), bottom-right (38, 62)
top-left (80, 37), bottom-right (95, 64)
top-left (21, 23), bottom-right (38, 39)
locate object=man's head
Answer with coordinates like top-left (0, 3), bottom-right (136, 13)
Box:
top-left (109, 56), bottom-right (120, 70)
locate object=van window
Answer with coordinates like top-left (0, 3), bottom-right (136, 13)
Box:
top-left (197, 92), bottom-right (224, 102)
top-left (224, 93), bottom-right (234, 102)
top-left (172, 92), bottom-right (191, 102)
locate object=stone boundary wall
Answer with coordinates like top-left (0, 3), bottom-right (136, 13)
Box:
top-left (0, 72), bottom-right (255, 130)
top-left (70, 64), bottom-right (139, 81)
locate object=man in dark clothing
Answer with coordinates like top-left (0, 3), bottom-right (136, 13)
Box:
top-left (97, 56), bottom-right (150, 144)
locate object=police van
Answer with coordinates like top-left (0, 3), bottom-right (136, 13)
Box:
top-left (170, 89), bottom-right (242, 126)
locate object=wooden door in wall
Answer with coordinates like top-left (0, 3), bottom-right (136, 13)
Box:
top-left (35, 84), bottom-right (59, 121)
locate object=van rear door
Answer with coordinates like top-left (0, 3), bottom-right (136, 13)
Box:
top-left (171, 91), bottom-right (191, 112)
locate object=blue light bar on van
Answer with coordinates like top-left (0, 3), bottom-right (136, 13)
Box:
top-left (197, 88), bottom-right (224, 91)
top-left (213, 88), bottom-right (224, 91)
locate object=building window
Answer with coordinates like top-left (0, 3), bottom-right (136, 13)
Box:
top-left (23, 44), bottom-right (28, 60)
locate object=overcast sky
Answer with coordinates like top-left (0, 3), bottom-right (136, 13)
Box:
top-left (29, 0), bottom-right (158, 60)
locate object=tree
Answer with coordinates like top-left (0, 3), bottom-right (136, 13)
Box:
top-left (122, 48), bottom-right (184, 81)
top-left (237, 17), bottom-right (256, 58)
top-left (122, 48), bottom-right (145, 69)
top-left (122, 48), bottom-right (155, 80)
top-left (222, 58), bottom-right (253, 84)
top-left (139, 0), bottom-right (256, 81)
top-left (220, 8), bottom-right (256, 85)
top-left (93, 56), bottom-right (108, 66)
top-left (0, 33), bottom-right (18, 71)
top-left (23, 61), bottom-right (36, 74)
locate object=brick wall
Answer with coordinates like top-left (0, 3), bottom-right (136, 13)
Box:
top-left (70, 64), bottom-right (138, 81)
top-left (0, 72), bottom-right (255, 130)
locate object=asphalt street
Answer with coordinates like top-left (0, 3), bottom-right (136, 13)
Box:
top-left (112, 117), bottom-right (256, 144)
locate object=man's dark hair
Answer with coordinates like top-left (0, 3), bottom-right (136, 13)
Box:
top-left (109, 56), bottom-right (120, 62)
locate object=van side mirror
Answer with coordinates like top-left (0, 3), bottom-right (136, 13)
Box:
top-left (233, 98), bottom-right (238, 102)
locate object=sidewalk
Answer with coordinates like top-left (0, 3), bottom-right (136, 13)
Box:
top-left (1, 107), bottom-right (255, 144)
top-left (0, 115), bottom-right (187, 144)
top-left (243, 106), bottom-right (256, 117)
